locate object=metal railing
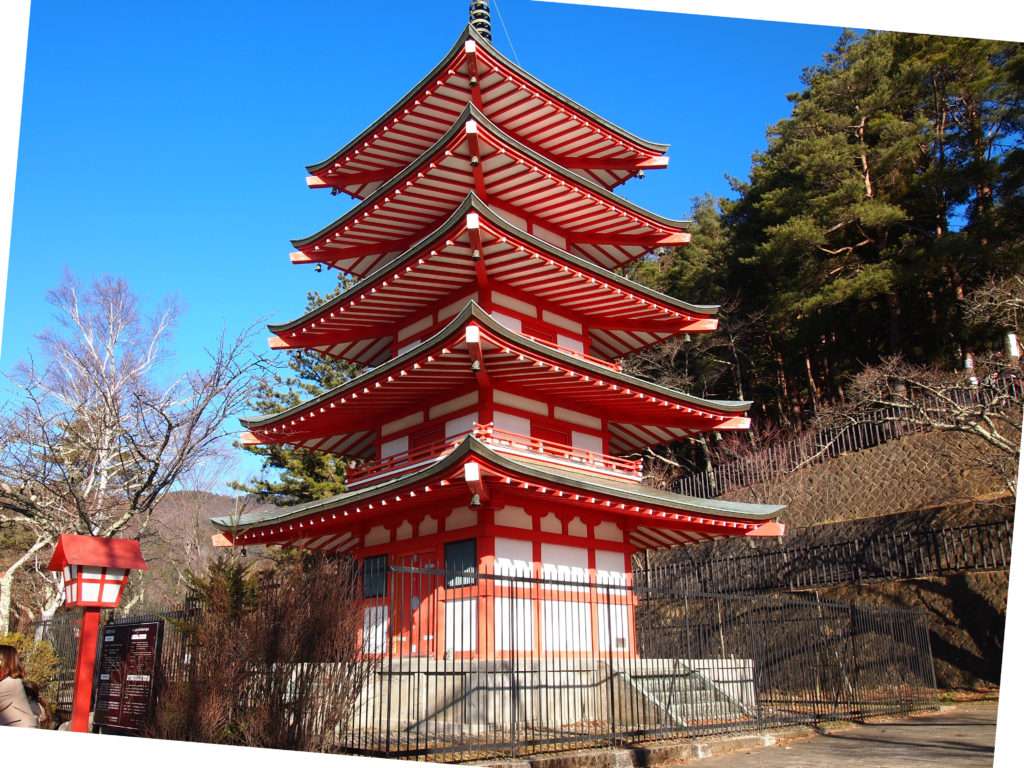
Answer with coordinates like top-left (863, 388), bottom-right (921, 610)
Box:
top-left (636, 517), bottom-right (1014, 596)
top-left (29, 605), bottom-right (197, 724)
top-left (675, 376), bottom-right (1024, 499)
top-left (32, 566), bottom-right (937, 760)
top-left (344, 565), bottom-right (936, 760)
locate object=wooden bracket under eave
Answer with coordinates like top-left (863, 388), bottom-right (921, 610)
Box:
top-left (638, 156), bottom-right (670, 169)
top-left (715, 416), bottom-right (752, 431)
top-left (211, 533), bottom-right (233, 548)
top-left (746, 520), bottom-right (785, 537)
top-left (239, 431), bottom-right (261, 446)
top-left (290, 251), bottom-right (315, 264)
top-left (683, 318), bottom-right (719, 333)
top-left (268, 335), bottom-right (292, 350)
top-left (306, 175), bottom-right (330, 189)
top-left (657, 233), bottom-right (691, 246)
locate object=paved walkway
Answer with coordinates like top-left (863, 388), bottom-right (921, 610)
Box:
top-left (695, 702), bottom-right (997, 768)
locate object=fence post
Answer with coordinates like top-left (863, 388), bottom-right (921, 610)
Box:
top-left (605, 583), bottom-right (617, 746)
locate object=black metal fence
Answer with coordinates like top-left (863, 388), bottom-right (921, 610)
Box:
top-left (674, 377), bottom-right (1023, 498)
top-left (31, 565), bottom-right (937, 760)
top-left (343, 564), bottom-right (935, 759)
top-left (637, 517), bottom-right (1014, 595)
top-left (30, 606), bottom-right (197, 724)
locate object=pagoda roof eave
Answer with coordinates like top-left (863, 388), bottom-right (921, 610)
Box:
top-left (270, 192), bottom-right (717, 337)
top-left (211, 435), bottom-right (783, 533)
top-left (306, 25), bottom-right (668, 177)
top-left (242, 301), bottom-right (751, 433)
top-left (292, 103), bottom-right (689, 252)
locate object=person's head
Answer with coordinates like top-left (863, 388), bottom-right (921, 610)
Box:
top-left (0, 644), bottom-right (24, 680)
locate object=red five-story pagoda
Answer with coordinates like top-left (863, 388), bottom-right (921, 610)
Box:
top-left (213, 4), bottom-right (784, 660)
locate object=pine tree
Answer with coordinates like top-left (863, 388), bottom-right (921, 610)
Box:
top-left (634, 31), bottom-right (1023, 427)
top-left (232, 282), bottom-right (361, 505)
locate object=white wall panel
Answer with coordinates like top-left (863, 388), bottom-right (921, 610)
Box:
top-left (444, 598), bottom-right (477, 652)
top-left (598, 603), bottom-right (630, 652)
top-left (495, 537), bottom-right (533, 576)
top-left (495, 597), bottom-right (534, 651)
top-left (445, 411), bottom-right (478, 439)
top-left (380, 435), bottom-right (408, 459)
top-left (362, 606), bottom-right (389, 654)
top-left (541, 543), bottom-right (588, 589)
top-left (494, 410), bottom-right (531, 437)
top-left (595, 549), bottom-right (627, 586)
top-left (542, 601), bottom-right (591, 651)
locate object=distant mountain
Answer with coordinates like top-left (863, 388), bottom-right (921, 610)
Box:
top-left (132, 490), bottom-right (274, 610)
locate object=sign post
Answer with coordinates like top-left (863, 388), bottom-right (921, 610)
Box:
top-left (46, 535), bottom-right (148, 733)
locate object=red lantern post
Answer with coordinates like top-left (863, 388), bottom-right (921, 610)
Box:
top-left (47, 535), bottom-right (147, 732)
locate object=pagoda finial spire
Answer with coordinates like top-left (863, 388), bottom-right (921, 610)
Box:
top-left (469, 0), bottom-right (492, 42)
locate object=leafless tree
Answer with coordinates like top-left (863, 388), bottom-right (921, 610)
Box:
top-left (0, 274), bottom-right (263, 632)
top-left (841, 355), bottom-right (1022, 493)
top-left (964, 274), bottom-right (1024, 335)
top-left (149, 555), bottom-right (371, 751)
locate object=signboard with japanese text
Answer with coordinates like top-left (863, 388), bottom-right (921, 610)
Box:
top-left (93, 619), bottom-right (163, 733)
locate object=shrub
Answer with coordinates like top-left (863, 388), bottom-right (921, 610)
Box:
top-left (0, 631), bottom-right (61, 704)
top-left (149, 554), bottom-right (368, 751)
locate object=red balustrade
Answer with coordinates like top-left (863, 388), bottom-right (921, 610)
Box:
top-left (346, 423), bottom-right (642, 488)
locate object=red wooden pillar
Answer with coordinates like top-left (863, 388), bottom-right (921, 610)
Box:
top-left (70, 606), bottom-right (101, 732)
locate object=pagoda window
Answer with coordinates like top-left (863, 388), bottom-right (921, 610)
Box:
top-left (444, 538), bottom-right (477, 588)
top-left (494, 389), bottom-right (547, 416)
top-left (598, 603), bottom-right (630, 652)
top-left (362, 554), bottom-right (388, 599)
top-left (542, 600), bottom-right (592, 652)
top-left (382, 411), bottom-right (424, 437)
top-left (430, 391), bottom-right (479, 420)
top-left (553, 405), bottom-right (602, 430)
top-left (495, 597), bottom-right (534, 652)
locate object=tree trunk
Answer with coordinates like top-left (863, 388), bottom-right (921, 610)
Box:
top-left (805, 355), bottom-right (820, 414)
top-left (886, 291), bottom-right (902, 354)
top-left (0, 572), bottom-right (13, 635)
top-left (0, 535), bottom-right (52, 634)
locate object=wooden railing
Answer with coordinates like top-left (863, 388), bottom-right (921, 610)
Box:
top-left (345, 432), bottom-right (469, 487)
top-left (475, 423), bottom-right (642, 477)
top-left (346, 422), bottom-right (642, 487)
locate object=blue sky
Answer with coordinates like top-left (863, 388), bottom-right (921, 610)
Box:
top-left (4, 0), bottom-right (844, 489)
